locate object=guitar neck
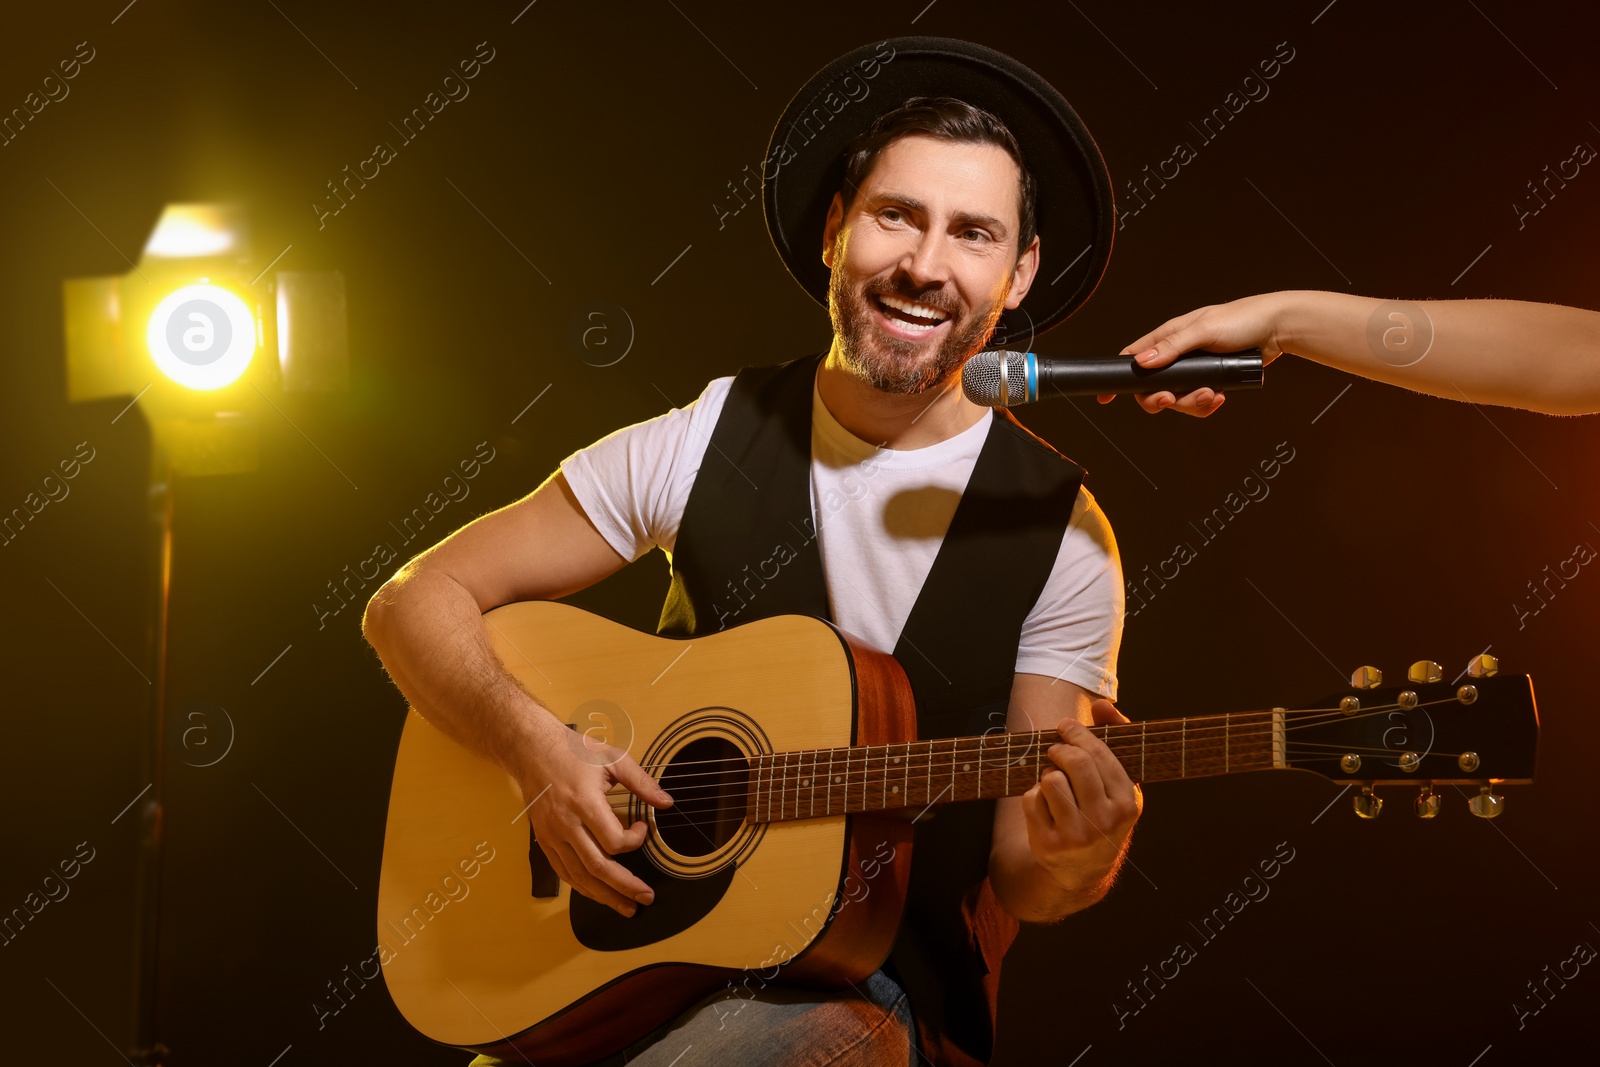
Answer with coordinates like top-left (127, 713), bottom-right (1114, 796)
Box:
top-left (747, 710), bottom-right (1282, 823)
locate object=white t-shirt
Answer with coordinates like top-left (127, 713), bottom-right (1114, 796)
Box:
top-left (561, 373), bottom-right (1123, 699)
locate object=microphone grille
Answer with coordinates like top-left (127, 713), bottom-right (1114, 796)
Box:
top-left (961, 350), bottom-right (1029, 407)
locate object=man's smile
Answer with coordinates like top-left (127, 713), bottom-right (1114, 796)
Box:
top-left (871, 291), bottom-right (955, 341)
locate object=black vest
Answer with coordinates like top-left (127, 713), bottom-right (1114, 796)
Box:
top-left (660, 354), bottom-right (1086, 1066)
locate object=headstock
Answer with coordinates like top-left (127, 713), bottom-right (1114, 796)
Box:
top-left (1288, 655), bottom-right (1538, 819)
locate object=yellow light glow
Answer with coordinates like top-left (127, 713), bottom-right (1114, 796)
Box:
top-left (142, 204), bottom-right (246, 259)
top-left (145, 283), bottom-right (257, 390)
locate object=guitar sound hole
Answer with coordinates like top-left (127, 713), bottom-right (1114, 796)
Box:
top-left (654, 737), bottom-right (749, 858)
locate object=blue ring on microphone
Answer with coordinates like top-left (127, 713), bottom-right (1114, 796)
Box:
top-left (1025, 352), bottom-right (1039, 403)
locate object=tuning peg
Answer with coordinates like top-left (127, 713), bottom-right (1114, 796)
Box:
top-left (1468, 785), bottom-right (1504, 819)
top-left (1353, 785), bottom-right (1383, 819)
top-left (1350, 665), bottom-right (1383, 690)
top-left (1407, 660), bottom-right (1443, 684)
top-left (1466, 654), bottom-right (1500, 679)
top-left (1415, 786), bottom-right (1441, 818)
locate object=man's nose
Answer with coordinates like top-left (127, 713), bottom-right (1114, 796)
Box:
top-left (897, 227), bottom-right (954, 290)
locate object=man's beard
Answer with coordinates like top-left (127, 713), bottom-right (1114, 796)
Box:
top-left (828, 260), bottom-right (1009, 396)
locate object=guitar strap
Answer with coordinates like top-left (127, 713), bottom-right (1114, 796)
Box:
top-left (661, 352), bottom-right (1086, 1067)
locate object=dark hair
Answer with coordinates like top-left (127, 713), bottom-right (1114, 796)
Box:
top-left (839, 96), bottom-right (1038, 253)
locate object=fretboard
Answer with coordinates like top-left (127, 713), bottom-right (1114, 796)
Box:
top-left (745, 711), bottom-right (1282, 823)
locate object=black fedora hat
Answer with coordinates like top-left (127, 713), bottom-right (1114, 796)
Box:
top-left (762, 36), bottom-right (1115, 348)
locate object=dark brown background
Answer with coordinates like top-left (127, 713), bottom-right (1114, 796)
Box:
top-left (1, 1), bottom-right (1595, 1064)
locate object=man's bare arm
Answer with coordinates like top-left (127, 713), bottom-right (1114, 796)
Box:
top-left (362, 470), bottom-right (671, 917)
top-left (1104, 291), bottom-right (1600, 416)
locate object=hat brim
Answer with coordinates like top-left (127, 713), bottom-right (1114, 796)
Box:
top-left (762, 36), bottom-right (1115, 349)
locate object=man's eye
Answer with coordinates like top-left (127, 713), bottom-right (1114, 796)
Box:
top-left (880, 208), bottom-right (904, 223)
top-left (961, 229), bottom-right (989, 242)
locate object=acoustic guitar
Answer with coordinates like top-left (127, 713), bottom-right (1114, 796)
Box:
top-left (376, 601), bottom-right (1538, 1064)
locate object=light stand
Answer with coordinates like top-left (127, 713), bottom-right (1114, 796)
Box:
top-left (62, 204), bottom-right (348, 1065)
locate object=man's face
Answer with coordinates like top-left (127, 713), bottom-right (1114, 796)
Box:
top-left (822, 134), bottom-right (1039, 395)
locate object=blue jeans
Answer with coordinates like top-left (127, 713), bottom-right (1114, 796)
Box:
top-left (467, 968), bottom-right (915, 1067)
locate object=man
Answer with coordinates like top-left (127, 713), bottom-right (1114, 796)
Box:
top-left (1100, 290), bottom-right (1600, 416)
top-left (363, 38), bottom-right (1137, 1067)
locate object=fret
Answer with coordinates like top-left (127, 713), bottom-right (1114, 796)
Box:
top-left (1003, 730), bottom-right (1011, 799)
top-left (807, 749), bottom-right (816, 818)
top-left (852, 743), bottom-right (862, 813)
top-left (1224, 713), bottom-right (1229, 774)
top-left (825, 748), bottom-right (834, 816)
top-left (775, 750), bottom-right (786, 822)
top-left (1181, 719), bottom-right (1186, 779)
top-left (883, 742), bottom-right (896, 809)
top-left (852, 744), bottom-right (861, 813)
top-left (850, 743), bottom-right (861, 814)
top-left (948, 737), bottom-right (957, 802)
top-left (901, 741), bottom-right (910, 808)
top-left (759, 753), bottom-right (767, 822)
top-left (924, 739), bottom-right (932, 810)
top-left (1140, 720), bottom-right (1147, 781)
top-left (770, 751), bottom-right (780, 821)
top-left (977, 730), bottom-right (988, 800)
top-left (793, 750), bottom-right (803, 820)
top-left (754, 754), bottom-right (765, 822)
top-left (862, 742), bottom-right (870, 812)
top-left (786, 750), bottom-right (797, 820)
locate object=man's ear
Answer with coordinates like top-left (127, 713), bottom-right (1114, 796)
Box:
top-left (1004, 234), bottom-right (1041, 310)
top-left (822, 191), bottom-right (846, 269)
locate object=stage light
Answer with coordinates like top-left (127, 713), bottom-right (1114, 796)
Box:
top-left (144, 280), bottom-right (258, 391)
top-left (63, 201), bottom-right (348, 475)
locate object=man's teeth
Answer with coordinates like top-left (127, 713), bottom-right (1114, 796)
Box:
top-left (878, 294), bottom-right (949, 323)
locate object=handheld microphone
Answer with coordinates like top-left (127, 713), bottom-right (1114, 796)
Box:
top-left (961, 349), bottom-right (1265, 407)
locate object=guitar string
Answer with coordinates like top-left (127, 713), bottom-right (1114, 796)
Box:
top-left (589, 697), bottom-right (1461, 788)
top-left (600, 722), bottom-right (1484, 812)
top-left (603, 741), bottom-right (1495, 826)
top-left (611, 704), bottom-right (1368, 780)
top-left (586, 716), bottom-right (1466, 815)
top-left (590, 701), bottom-right (1340, 776)
top-left (639, 696), bottom-right (1459, 778)
top-left (592, 735), bottom-right (1485, 823)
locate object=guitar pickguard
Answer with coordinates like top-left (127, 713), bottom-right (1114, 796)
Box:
top-left (568, 849), bottom-right (736, 951)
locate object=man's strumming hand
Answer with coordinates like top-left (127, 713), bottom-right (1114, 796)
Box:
top-left (515, 717), bottom-right (673, 919)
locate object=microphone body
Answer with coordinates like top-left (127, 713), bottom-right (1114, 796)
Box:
top-left (962, 350), bottom-right (1265, 407)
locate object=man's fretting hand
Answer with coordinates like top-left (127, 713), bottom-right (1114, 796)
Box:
top-left (1098, 294), bottom-right (1288, 417)
top-left (1020, 698), bottom-right (1143, 894)
top-left (518, 723), bottom-right (673, 918)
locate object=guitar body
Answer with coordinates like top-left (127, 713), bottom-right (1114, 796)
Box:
top-left (377, 601), bottom-right (917, 1064)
